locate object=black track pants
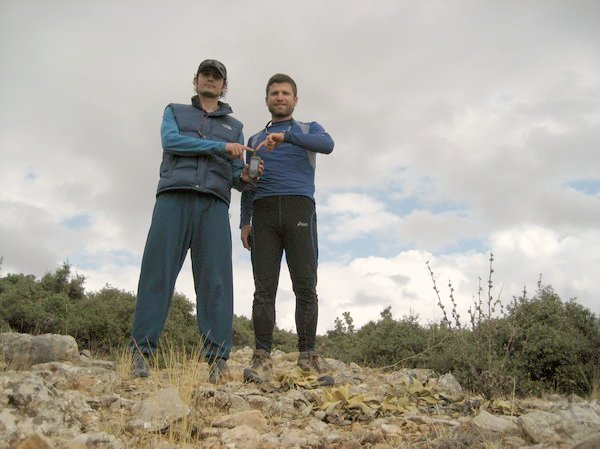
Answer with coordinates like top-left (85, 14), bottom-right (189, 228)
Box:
top-left (251, 196), bottom-right (318, 352)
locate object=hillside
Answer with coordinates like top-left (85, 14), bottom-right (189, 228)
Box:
top-left (1, 333), bottom-right (599, 449)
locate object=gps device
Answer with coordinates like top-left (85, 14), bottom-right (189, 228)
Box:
top-left (249, 155), bottom-right (261, 179)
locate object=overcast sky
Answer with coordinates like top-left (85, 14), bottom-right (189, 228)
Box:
top-left (1, 1), bottom-right (599, 334)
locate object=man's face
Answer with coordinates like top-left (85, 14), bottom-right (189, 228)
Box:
top-left (194, 69), bottom-right (226, 98)
top-left (266, 82), bottom-right (297, 118)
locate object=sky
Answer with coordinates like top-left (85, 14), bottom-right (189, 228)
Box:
top-left (1, 0), bottom-right (599, 335)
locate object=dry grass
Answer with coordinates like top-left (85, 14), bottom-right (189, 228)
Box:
top-left (94, 343), bottom-right (583, 449)
top-left (106, 349), bottom-right (509, 449)
top-left (104, 342), bottom-right (227, 448)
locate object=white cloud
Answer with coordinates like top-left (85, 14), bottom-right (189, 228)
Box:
top-left (319, 193), bottom-right (402, 241)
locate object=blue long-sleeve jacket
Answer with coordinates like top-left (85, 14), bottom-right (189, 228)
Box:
top-left (240, 119), bottom-right (334, 226)
top-left (157, 97), bottom-right (245, 204)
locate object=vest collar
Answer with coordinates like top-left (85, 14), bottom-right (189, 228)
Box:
top-left (191, 95), bottom-right (233, 116)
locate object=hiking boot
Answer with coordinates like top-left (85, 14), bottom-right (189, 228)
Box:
top-left (297, 351), bottom-right (324, 374)
top-left (243, 349), bottom-right (272, 384)
top-left (251, 349), bottom-right (273, 371)
top-left (208, 358), bottom-right (229, 384)
top-left (298, 351), bottom-right (335, 386)
top-left (131, 352), bottom-right (150, 378)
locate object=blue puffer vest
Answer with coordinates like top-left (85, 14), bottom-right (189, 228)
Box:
top-left (156, 96), bottom-right (243, 204)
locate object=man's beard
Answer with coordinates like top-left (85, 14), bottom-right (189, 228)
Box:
top-left (268, 104), bottom-right (295, 118)
top-left (197, 88), bottom-right (221, 99)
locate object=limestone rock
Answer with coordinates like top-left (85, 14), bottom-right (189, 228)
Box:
top-left (129, 386), bottom-right (190, 432)
top-left (278, 427), bottom-right (324, 448)
top-left (14, 433), bottom-right (53, 449)
top-left (473, 409), bottom-right (520, 435)
top-left (518, 410), bottom-right (564, 444)
top-left (212, 409), bottom-right (269, 434)
top-left (432, 372), bottom-right (464, 400)
top-left (1, 333), bottom-right (80, 369)
top-left (221, 424), bottom-right (261, 449)
top-left (62, 432), bottom-right (125, 449)
top-left (570, 433), bottom-right (600, 449)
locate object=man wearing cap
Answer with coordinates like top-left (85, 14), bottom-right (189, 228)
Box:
top-left (130, 59), bottom-right (256, 383)
top-left (240, 73), bottom-right (334, 383)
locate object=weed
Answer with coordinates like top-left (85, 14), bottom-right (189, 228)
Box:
top-left (427, 253), bottom-right (518, 397)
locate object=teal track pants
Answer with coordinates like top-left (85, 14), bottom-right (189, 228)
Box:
top-left (131, 191), bottom-right (233, 360)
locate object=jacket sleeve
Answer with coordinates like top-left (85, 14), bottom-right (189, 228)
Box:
top-left (284, 121), bottom-right (334, 154)
top-left (160, 106), bottom-right (228, 156)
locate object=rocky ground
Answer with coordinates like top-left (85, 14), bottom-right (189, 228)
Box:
top-left (1, 332), bottom-right (600, 449)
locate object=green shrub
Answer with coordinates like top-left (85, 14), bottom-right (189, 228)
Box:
top-left (504, 286), bottom-right (600, 395)
top-left (0, 263), bottom-right (301, 357)
top-left (233, 315), bottom-right (254, 348)
top-left (427, 254), bottom-right (600, 397)
top-left (321, 307), bottom-right (429, 369)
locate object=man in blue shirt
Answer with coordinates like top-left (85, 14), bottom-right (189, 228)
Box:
top-left (240, 74), bottom-right (334, 382)
top-left (131, 59), bottom-right (255, 383)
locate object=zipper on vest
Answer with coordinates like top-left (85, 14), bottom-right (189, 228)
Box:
top-left (198, 111), bottom-right (209, 138)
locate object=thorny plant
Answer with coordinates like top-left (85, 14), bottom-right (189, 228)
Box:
top-left (427, 253), bottom-right (510, 331)
top-left (427, 253), bottom-right (519, 397)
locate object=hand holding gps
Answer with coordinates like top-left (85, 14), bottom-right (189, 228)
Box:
top-left (249, 155), bottom-right (262, 180)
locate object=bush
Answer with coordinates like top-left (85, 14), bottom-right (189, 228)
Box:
top-left (426, 254), bottom-right (600, 397)
top-left (233, 315), bottom-right (254, 348)
top-left (321, 307), bottom-right (429, 368)
top-left (504, 286), bottom-right (600, 395)
top-left (0, 263), bottom-right (85, 335)
top-left (64, 286), bottom-right (137, 353)
top-left (0, 263), bottom-right (301, 357)
top-left (0, 264), bottom-right (199, 354)
top-left (322, 258), bottom-right (599, 399)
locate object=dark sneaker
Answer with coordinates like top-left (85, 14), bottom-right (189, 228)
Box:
top-left (208, 358), bottom-right (228, 384)
top-left (297, 351), bottom-right (324, 374)
top-left (243, 349), bottom-right (272, 384)
top-left (131, 352), bottom-right (150, 378)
